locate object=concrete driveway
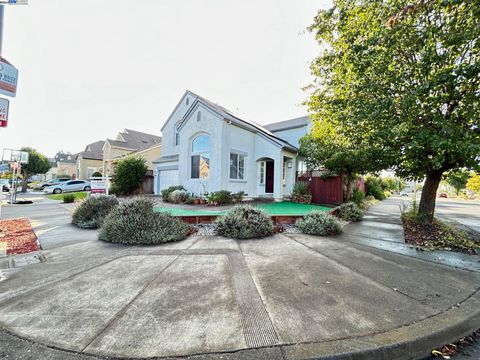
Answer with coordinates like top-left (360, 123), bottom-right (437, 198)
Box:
top-left (0, 198), bottom-right (479, 360)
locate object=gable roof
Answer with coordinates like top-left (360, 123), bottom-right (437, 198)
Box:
top-left (264, 116), bottom-right (309, 132)
top-left (182, 91), bottom-right (299, 152)
top-left (106, 129), bottom-right (162, 152)
top-left (77, 140), bottom-right (105, 161)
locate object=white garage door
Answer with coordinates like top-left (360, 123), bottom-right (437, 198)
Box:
top-left (158, 169), bottom-right (179, 192)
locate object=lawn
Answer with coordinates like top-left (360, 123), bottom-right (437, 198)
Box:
top-left (47, 191), bottom-right (88, 201)
top-left (155, 201), bottom-right (331, 217)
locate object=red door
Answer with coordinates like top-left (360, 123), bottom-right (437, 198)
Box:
top-left (265, 162), bottom-right (274, 193)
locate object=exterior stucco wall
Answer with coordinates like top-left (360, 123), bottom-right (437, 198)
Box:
top-left (76, 157), bottom-right (103, 179)
top-left (57, 162), bottom-right (77, 178)
top-left (270, 125), bottom-right (309, 148)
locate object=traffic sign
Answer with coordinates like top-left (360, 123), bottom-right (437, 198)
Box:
top-left (0, 97), bottom-right (8, 127)
top-left (0, 56), bottom-right (18, 97)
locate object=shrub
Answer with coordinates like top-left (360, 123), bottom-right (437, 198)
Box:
top-left (63, 194), bottom-right (76, 203)
top-left (232, 191), bottom-right (245, 203)
top-left (338, 202), bottom-right (364, 222)
top-left (98, 197), bottom-right (189, 245)
top-left (168, 189), bottom-right (189, 203)
top-left (111, 155), bottom-right (148, 195)
top-left (72, 195), bottom-right (119, 229)
top-left (291, 181), bottom-right (312, 203)
top-left (207, 190), bottom-right (233, 205)
top-left (161, 185), bottom-right (186, 202)
top-left (296, 211), bottom-right (342, 236)
top-left (91, 171), bottom-right (102, 178)
top-left (365, 176), bottom-right (385, 200)
top-left (383, 190), bottom-right (392, 198)
top-left (215, 205), bottom-right (275, 239)
top-left (351, 189), bottom-right (365, 206)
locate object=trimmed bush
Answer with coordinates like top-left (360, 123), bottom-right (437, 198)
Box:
top-left (63, 194), bottom-right (75, 203)
top-left (232, 191), bottom-right (245, 203)
top-left (338, 202), bottom-right (364, 222)
top-left (99, 197), bottom-right (189, 245)
top-left (296, 211), bottom-right (342, 235)
top-left (215, 205), bottom-right (275, 239)
top-left (72, 195), bottom-right (119, 229)
top-left (161, 185), bottom-right (186, 202)
top-left (168, 189), bottom-right (189, 203)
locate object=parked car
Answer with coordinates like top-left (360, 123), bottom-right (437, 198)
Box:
top-left (34, 178), bottom-right (71, 190)
top-left (439, 192), bottom-right (448, 198)
top-left (44, 180), bottom-right (91, 194)
top-left (0, 179), bottom-right (10, 192)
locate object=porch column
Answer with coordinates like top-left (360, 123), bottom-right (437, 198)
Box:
top-left (273, 154), bottom-right (283, 201)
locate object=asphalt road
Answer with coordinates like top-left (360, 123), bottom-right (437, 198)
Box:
top-left (434, 198), bottom-right (480, 233)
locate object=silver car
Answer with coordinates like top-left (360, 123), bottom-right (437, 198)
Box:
top-left (44, 180), bottom-right (91, 194)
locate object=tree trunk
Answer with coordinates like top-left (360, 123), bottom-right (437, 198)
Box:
top-left (418, 171), bottom-right (443, 224)
top-left (343, 173), bottom-right (353, 202)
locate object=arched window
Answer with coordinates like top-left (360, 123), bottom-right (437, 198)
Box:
top-left (174, 122), bottom-right (181, 146)
top-left (191, 134), bottom-right (210, 179)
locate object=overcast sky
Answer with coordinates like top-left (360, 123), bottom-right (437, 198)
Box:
top-left (0, 0), bottom-right (330, 158)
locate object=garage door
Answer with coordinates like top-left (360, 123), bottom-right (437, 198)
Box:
top-left (158, 169), bottom-right (179, 192)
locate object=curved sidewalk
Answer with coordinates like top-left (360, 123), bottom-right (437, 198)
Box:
top-left (0, 198), bottom-right (479, 360)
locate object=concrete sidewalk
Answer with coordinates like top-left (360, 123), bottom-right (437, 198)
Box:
top-left (0, 198), bottom-right (479, 359)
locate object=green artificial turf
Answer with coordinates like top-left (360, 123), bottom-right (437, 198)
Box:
top-left (154, 201), bottom-right (331, 217)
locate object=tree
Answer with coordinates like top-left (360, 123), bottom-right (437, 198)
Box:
top-left (306, 0), bottom-right (480, 223)
top-left (466, 173), bottom-right (480, 194)
top-left (443, 169), bottom-right (470, 195)
top-left (111, 155), bottom-right (147, 195)
top-left (20, 147), bottom-right (51, 192)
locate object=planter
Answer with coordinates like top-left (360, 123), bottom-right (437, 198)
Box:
top-left (193, 198), bottom-right (200, 205)
top-left (199, 199), bottom-right (207, 205)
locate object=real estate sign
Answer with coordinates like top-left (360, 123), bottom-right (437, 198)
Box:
top-left (0, 57), bottom-right (18, 97)
top-left (0, 98), bottom-right (9, 127)
top-left (90, 179), bottom-right (107, 196)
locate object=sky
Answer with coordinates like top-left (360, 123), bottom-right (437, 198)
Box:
top-left (0, 0), bottom-right (331, 158)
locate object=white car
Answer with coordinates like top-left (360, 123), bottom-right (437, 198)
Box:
top-left (44, 180), bottom-right (91, 194)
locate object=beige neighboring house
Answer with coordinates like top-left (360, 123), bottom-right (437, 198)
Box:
top-left (76, 140), bottom-right (105, 180)
top-left (103, 129), bottom-right (162, 177)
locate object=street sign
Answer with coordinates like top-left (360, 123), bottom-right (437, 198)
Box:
top-left (0, 97), bottom-right (8, 127)
top-left (0, 56), bottom-right (18, 97)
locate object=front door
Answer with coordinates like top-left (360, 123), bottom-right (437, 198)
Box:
top-left (265, 161), bottom-right (274, 193)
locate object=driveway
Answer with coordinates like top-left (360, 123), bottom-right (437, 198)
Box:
top-left (0, 198), bottom-right (479, 360)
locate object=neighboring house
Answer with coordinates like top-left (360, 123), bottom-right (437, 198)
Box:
top-left (102, 129), bottom-right (162, 177)
top-left (76, 140), bottom-right (105, 179)
top-left (45, 158), bottom-right (58, 180)
top-left (154, 90), bottom-right (311, 200)
top-left (54, 152), bottom-right (77, 179)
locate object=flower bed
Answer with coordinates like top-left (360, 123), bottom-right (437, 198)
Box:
top-left (0, 218), bottom-right (40, 255)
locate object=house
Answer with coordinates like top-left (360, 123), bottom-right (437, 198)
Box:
top-left (154, 91), bottom-right (311, 200)
top-left (53, 151), bottom-right (77, 179)
top-left (76, 140), bottom-right (105, 179)
top-left (102, 129), bottom-right (162, 178)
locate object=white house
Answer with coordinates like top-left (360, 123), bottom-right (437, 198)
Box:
top-left (154, 91), bottom-right (311, 200)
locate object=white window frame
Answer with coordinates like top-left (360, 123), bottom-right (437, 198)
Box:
top-left (230, 152), bottom-right (246, 181)
top-left (191, 134), bottom-right (210, 179)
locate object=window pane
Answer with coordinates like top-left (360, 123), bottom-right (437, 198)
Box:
top-left (199, 154), bottom-right (210, 179)
top-left (230, 153), bottom-right (238, 179)
top-left (191, 155), bottom-right (200, 179)
top-left (192, 134), bottom-right (209, 153)
top-left (238, 155), bottom-right (245, 179)
top-left (260, 162), bottom-right (265, 184)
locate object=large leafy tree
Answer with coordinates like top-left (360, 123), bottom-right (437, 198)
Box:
top-left (20, 147), bottom-right (51, 192)
top-left (306, 0), bottom-right (480, 223)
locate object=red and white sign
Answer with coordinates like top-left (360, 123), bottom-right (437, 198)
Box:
top-left (90, 179), bottom-right (107, 195)
top-left (0, 98), bottom-right (9, 127)
top-left (0, 57), bottom-right (18, 97)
